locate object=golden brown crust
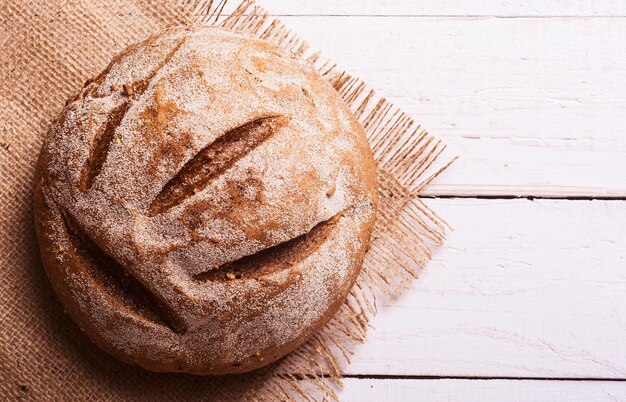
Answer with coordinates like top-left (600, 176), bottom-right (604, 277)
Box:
top-left (34, 26), bottom-right (378, 375)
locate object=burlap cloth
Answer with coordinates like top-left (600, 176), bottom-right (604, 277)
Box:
top-left (0, 0), bottom-right (453, 400)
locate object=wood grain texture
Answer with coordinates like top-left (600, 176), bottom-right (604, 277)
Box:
top-left (267, 15), bottom-right (626, 197)
top-left (340, 198), bottom-right (626, 377)
top-left (259, 0), bottom-right (626, 17)
top-left (335, 378), bottom-right (626, 401)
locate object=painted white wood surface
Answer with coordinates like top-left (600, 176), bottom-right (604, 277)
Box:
top-left (275, 15), bottom-right (626, 197)
top-left (223, 1), bottom-right (626, 400)
top-left (340, 199), bottom-right (626, 378)
top-left (259, 1), bottom-right (626, 17)
top-left (337, 379), bottom-right (626, 402)
top-left (213, 0), bottom-right (626, 197)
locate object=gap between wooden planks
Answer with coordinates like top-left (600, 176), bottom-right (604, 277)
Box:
top-left (334, 378), bottom-right (626, 402)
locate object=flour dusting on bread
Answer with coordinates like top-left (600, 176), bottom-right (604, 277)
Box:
top-left (35, 26), bottom-right (377, 375)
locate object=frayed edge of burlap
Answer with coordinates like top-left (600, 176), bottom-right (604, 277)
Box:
top-left (178, 1), bottom-right (456, 400)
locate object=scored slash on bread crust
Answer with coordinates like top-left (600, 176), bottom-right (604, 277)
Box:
top-left (148, 115), bottom-right (289, 216)
top-left (58, 207), bottom-right (188, 333)
top-left (34, 26), bottom-right (378, 375)
top-left (194, 212), bottom-right (341, 281)
top-left (80, 36), bottom-right (190, 193)
top-left (79, 102), bottom-right (129, 192)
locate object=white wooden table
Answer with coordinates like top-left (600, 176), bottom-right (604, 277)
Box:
top-left (258, 1), bottom-right (626, 400)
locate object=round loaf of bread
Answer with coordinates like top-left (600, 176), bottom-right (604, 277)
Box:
top-left (34, 26), bottom-right (377, 375)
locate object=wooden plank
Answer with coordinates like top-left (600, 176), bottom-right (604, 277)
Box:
top-left (273, 16), bottom-right (626, 197)
top-left (418, 138), bottom-right (626, 197)
top-left (257, 1), bottom-right (626, 17)
top-left (337, 198), bottom-right (626, 377)
top-left (335, 378), bottom-right (626, 402)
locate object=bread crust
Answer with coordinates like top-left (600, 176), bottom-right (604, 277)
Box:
top-left (34, 26), bottom-right (378, 375)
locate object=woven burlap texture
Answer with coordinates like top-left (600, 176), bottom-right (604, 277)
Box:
top-left (0, 0), bottom-right (453, 400)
